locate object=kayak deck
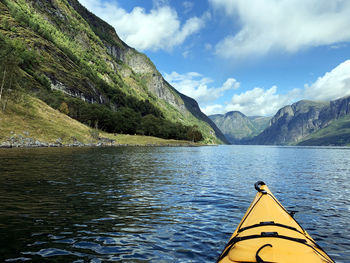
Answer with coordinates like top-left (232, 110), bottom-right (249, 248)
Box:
top-left (217, 181), bottom-right (334, 263)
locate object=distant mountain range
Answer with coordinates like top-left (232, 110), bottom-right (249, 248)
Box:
top-left (209, 111), bottom-right (271, 144)
top-left (210, 95), bottom-right (350, 146)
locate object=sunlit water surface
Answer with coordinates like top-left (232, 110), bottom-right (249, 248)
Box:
top-left (0, 145), bottom-right (349, 262)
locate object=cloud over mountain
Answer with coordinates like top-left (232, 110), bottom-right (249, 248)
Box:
top-left (304, 60), bottom-right (350, 101)
top-left (164, 72), bottom-right (239, 105)
top-left (79, 0), bottom-right (207, 51)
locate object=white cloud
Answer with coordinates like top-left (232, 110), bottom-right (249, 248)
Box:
top-left (304, 60), bottom-right (350, 101)
top-left (164, 72), bottom-right (239, 105)
top-left (79, 0), bottom-right (207, 51)
top-left (152, 0), bottom-right (169, 8)
top-left (225, 86), bottom-right (300, 116)
top-left (201, 104), bottom-right (224, 115)
top-left (182, 1), bottom-right (194, 13)
top-left (223, 78), bottom-right (240, 90)
top-left (182, 50), bottom-right (190, 58)
top-left (201, 85), bottom-right (301, 116)
top-left (209, 0), bottom-right (350, 58)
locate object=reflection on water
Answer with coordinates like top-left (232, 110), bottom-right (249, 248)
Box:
top-left (0, 146), bottom-right (349, 262)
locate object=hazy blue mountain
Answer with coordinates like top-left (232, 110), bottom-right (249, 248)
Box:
top-left (209, 111), bottom-right (271, 144)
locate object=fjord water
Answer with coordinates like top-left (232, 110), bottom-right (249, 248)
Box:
top-left (0, 146), bottom-right (349, 262)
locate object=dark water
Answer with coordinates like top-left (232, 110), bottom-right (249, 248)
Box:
top-left (0, 145), bottom-right (349, 262)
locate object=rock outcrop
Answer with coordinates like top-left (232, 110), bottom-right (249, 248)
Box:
top-left (251, 96), bottom-right (350, 145)
top-left (0, 134), bottom-right (115, 148)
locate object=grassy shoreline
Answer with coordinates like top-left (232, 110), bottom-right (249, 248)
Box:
top-left (0, 96), bottom-right (209, 148)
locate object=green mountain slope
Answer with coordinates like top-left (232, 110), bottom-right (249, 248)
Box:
top-left (0, 0), bottom-right (227, 144)
top-left (209, 111), bottom-right (271, 144)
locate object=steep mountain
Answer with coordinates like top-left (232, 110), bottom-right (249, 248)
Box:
top-left (251, 96), bottom-right (350, 145)
top-left (209, 111), bottom-right (270, 144)
top-left (0, 0), bottom-right (227, 144)
top-left (298, 114), bottom-right (350, 146)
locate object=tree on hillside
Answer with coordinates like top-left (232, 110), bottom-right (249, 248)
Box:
top-left (0, 42), bottom-right (20, 111)
top-left (58, 101), bottom-right (69, 115)
top-left (187, 125), bottom-right (203, 142)
top-left (0, 33), bottom-right (38, 111)
top-left (140, 114), bottom-right (159, 136)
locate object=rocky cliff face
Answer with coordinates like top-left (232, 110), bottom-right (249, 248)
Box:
top-left (326, 95), bottom-right (350, 120)
top-left (123, 53), bottom-right (186, 112)
top-left (209, 111), bottom-right (270, 144)
top-left (66, 0), bottom-right (190, 112)
top-left (251, 96), bottom-right (350, 145)
top-left (105, 42), bottom-right (184, 109)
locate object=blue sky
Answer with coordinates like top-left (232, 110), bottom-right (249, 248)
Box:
top-left (79, 0), bottom-right (350, 116)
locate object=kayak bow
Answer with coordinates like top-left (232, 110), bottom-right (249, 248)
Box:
top-left (217, 181), bottom-right (334, 263)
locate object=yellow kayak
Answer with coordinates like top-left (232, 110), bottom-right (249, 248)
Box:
top-left (217, 181), bottom-right (334, 263)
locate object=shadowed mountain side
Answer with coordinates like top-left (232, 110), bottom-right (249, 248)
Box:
top-left (298, 114), bottom-right (350, 146)
top-left (250, 96), bottom-right (350, 145)
top-left (176, 92), bottom-right (229, 144)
